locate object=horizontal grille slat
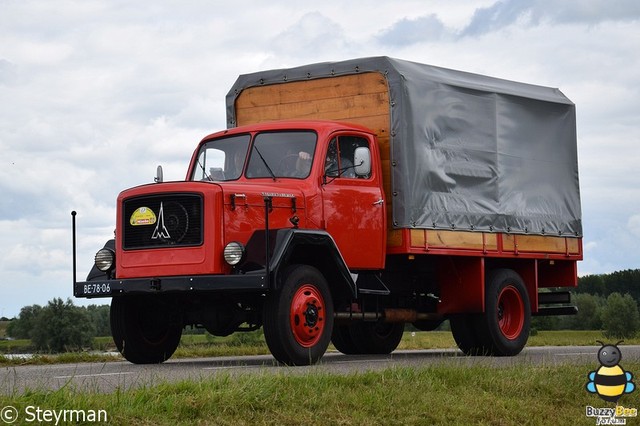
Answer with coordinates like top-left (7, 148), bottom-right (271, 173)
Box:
top-left (123, 194), bottom-right (203, 249)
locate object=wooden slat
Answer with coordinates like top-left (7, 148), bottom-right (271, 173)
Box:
top-left (387, 229), bottom-right (403, 247)
top-left (566, 238), bottom-right (580, 254)
top-left (236, 73), bottom-right (388, 108)
top-left (503, 235), bottom-right (568, 253)
top-left (412, 230), bottom-right (498, 251)
top-left (428, 230), bottom-right (484, 250)
top-left (237, 94), bottom-right (389, 124)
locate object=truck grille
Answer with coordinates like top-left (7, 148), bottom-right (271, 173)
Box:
top-left (122, 193), bottom-right (203, 250)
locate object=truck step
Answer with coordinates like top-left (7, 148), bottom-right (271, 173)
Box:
top-left (356, 274), bottom-right (390, 296)
top-left (538, 291), bottom-right (571, 305)
top-left (533, 306), bottom-right (578, 316)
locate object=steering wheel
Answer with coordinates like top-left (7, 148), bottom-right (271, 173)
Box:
top-left (277, 154), bottom-right (301, 175)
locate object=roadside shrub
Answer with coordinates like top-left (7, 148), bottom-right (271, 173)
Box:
top-left (6, 304), bottom-right (42, 339)
top-left (30, 298), bottom-right (95, 352)
top-left (602, 292), bottom-right (640, 339)
top-left (564, 293), bottom-right (605, 330)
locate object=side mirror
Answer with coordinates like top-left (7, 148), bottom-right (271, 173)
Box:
top-left (354, 147), bottom-right (371, 177)
top-left (155, 165), bottom-right (163, 183)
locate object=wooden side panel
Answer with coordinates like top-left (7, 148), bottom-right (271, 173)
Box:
top-left (503, 234), bottom-right (580, 254)
top-left (393, 228), bottom-right (582, 260)
top-left (408, 229), bottom-right (498, 252)
top-left (235, 73), bottom-right (389, 128)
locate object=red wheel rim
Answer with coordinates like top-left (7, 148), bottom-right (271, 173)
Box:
top-left (497, 285), bottom-right (524, 340)
top-left (290, 284), bottom-right (326, 347)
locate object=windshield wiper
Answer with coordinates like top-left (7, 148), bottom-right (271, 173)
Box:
top-left (197, 156), bottom-right (211, 181)
top-left (252, 145), bottom-right (276, 181)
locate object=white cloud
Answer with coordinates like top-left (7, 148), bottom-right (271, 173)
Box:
top-left (629, 215), bottom-right (640, 238)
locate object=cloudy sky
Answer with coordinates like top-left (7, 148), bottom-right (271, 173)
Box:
top-left (1, 0), bottom-right (639, 317)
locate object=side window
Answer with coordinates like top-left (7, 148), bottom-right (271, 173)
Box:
top-left (324, 136), bottom-right (370, 179)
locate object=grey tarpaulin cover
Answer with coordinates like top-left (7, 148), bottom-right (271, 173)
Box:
top-left (227, 57), bottom-right (582, 237)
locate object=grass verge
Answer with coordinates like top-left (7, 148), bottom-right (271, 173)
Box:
top-left (1, 362), bottom-right (635, 425)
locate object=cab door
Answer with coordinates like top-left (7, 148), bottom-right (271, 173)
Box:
top-left (321, 134), bottom-right (386, 269)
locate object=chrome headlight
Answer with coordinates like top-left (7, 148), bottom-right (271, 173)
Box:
top-left (223, 242), bottom-right (245, 266)
top-left (95, 248), bottom-right (115, 272)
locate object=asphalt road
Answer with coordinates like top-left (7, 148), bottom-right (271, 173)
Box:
top-left (2, 345), bottom-right (639, 395)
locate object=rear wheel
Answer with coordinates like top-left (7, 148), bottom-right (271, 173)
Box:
top-left (450, 314), bottom-right (489, 356)
top-left (110, 295), bottom-right (183, 364)
top-left (350, 321), bottom-right (404, 354)
top-left (451, 269), bottom-right (530, 356)
top-left (263, 265), bottom-right (334, 365)
top-left (331, 324), bottom-right (362, 355)
top-left (483, 269), bottom-right (531, 356)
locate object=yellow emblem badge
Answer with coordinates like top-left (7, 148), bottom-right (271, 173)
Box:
top-left (130, 207), bottom-right (156, 226)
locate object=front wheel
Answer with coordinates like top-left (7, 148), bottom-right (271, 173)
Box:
top-left (263, 265), bottom-right (334, 365)
top-left (110, 296), bottom-right (183, 364)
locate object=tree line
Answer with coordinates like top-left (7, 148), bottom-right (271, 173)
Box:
top-left (4, 269), bottom-right (640, 352)
top-left (5, 299), bottom-right (109, 352)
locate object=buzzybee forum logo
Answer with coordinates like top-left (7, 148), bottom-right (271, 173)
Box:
top-left (585, 341), bottom-right (637, 424)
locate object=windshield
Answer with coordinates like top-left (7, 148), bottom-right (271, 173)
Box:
top-left (191, 134), bottom-right (251, 181)
top-left (246, 131), bottom-right (316, 179)
top-left (191, 131), bottom-right (317, 181)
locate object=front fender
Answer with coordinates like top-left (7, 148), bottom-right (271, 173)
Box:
top-left (242, 229), bottom-right (357, 298)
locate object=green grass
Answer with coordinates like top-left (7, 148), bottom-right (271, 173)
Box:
top-left (2, 362), bottom-right (635, 425)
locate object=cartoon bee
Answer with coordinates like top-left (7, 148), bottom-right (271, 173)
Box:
top-left (586, 340), bottom-right (635, 403)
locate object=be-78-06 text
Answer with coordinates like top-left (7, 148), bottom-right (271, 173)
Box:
top-left (83, 283), bottom-right (111, 295)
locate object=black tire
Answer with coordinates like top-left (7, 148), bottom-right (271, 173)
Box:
top-left (331, 324), bottom-right (362, 355)
top-left (483, 269), bottom-right (531, 356)
top-left (263, 265), bottom-right (334, 365)
top-left (412, 319), bottom-right (444, 332)
top-left (350, 321), bottom-right (404, 354)
top-left (110, 296), bottom-right (183, 364)
top-left (450, 314), bottom-right (489, 356)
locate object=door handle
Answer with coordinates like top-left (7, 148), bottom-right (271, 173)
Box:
top-left (372, 199), bottom-right (384, 205)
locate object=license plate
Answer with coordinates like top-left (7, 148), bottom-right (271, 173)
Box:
top-left (82, 282), bottom-right (112, 296)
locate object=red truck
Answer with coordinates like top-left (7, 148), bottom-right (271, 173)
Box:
top-left (72, 57), bottom-right (582, 366)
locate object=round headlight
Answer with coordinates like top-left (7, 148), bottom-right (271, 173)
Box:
top-left (95, 248), bottom-right (115, 272)
top-left (223, 242), bottom-right (245, 266)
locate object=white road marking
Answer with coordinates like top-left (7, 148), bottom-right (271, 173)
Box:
top-left (54, 372), bottom-right (135, 379)
top-left (555, 352), bottom-right (596, 356)
top-left (333, 359), bottom-right (393, 365)
top-left (202, 365), bottom-right (265, 371)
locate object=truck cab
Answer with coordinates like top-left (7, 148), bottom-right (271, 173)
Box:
top-left (186, 120), bottom-right (386, 272)
top-left (76, 120), bottom-right (390, 366)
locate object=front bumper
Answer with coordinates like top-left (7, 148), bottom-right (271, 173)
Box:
top-left (74, 273), bottom-right (268, 298)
